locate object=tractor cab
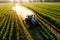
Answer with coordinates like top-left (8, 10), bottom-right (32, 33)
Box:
top-left (25, 15), bottom-right (38, 28)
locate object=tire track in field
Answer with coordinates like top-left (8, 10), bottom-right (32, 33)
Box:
top-left (23, 21), bottom-right (45, 40)
top-left (31, 27), bottom-right (45, 40)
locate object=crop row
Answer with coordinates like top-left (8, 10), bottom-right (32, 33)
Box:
top-left (21, 3), bottom-right (60, 30)
top-left (0, 4), bottom-right (33, 40)
top-left (20, 3), bottom-right (60, 40)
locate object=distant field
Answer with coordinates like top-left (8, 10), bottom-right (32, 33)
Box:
top-left (0, 2), bottom-right (60, 40)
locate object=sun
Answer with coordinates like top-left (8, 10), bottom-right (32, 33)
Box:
top-left (11, 0), bottom-right (20, 3)
top-left (12, 4), bottom-right (20, 11)
top-left (11, 0), bottom-right (14, 2)
top-left (21, 0), bottom-right (29, 2)
top-left (11, 0), bottom-right (29, 3)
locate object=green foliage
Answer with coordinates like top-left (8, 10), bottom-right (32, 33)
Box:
top-left (0, 4), bottom-right (29, 40)
top-left (21, 2), bottom-right (60, 40)
top-left (0, 3), bottom-right (60, 40)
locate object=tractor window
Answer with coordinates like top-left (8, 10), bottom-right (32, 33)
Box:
top-left (31, 18), bottom-right (36, 24)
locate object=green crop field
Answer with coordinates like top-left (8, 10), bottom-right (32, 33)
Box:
top-left (0, 2), bottom-right (60, 40)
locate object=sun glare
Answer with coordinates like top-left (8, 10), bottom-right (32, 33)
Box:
top-left (11, 0), bottom-right (29, 2)
top-left (12, 4), bottom-right (34, 20)
top-left (16, 0), bottom-right (20, 2)
top-left (11, 0), bottom-right (14, 2)
top-left (21, 0), bottom-right (29, 2)
top-left (11, 0), bottom-right (20, 3)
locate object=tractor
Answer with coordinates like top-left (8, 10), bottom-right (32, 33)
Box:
top-left (25, 15), bottom-right (39, 28)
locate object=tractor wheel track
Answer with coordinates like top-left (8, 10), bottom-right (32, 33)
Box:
top-left (31, 27), bottom-right (45, 40)
top-left (23, 20), bottom-right (45, 40)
